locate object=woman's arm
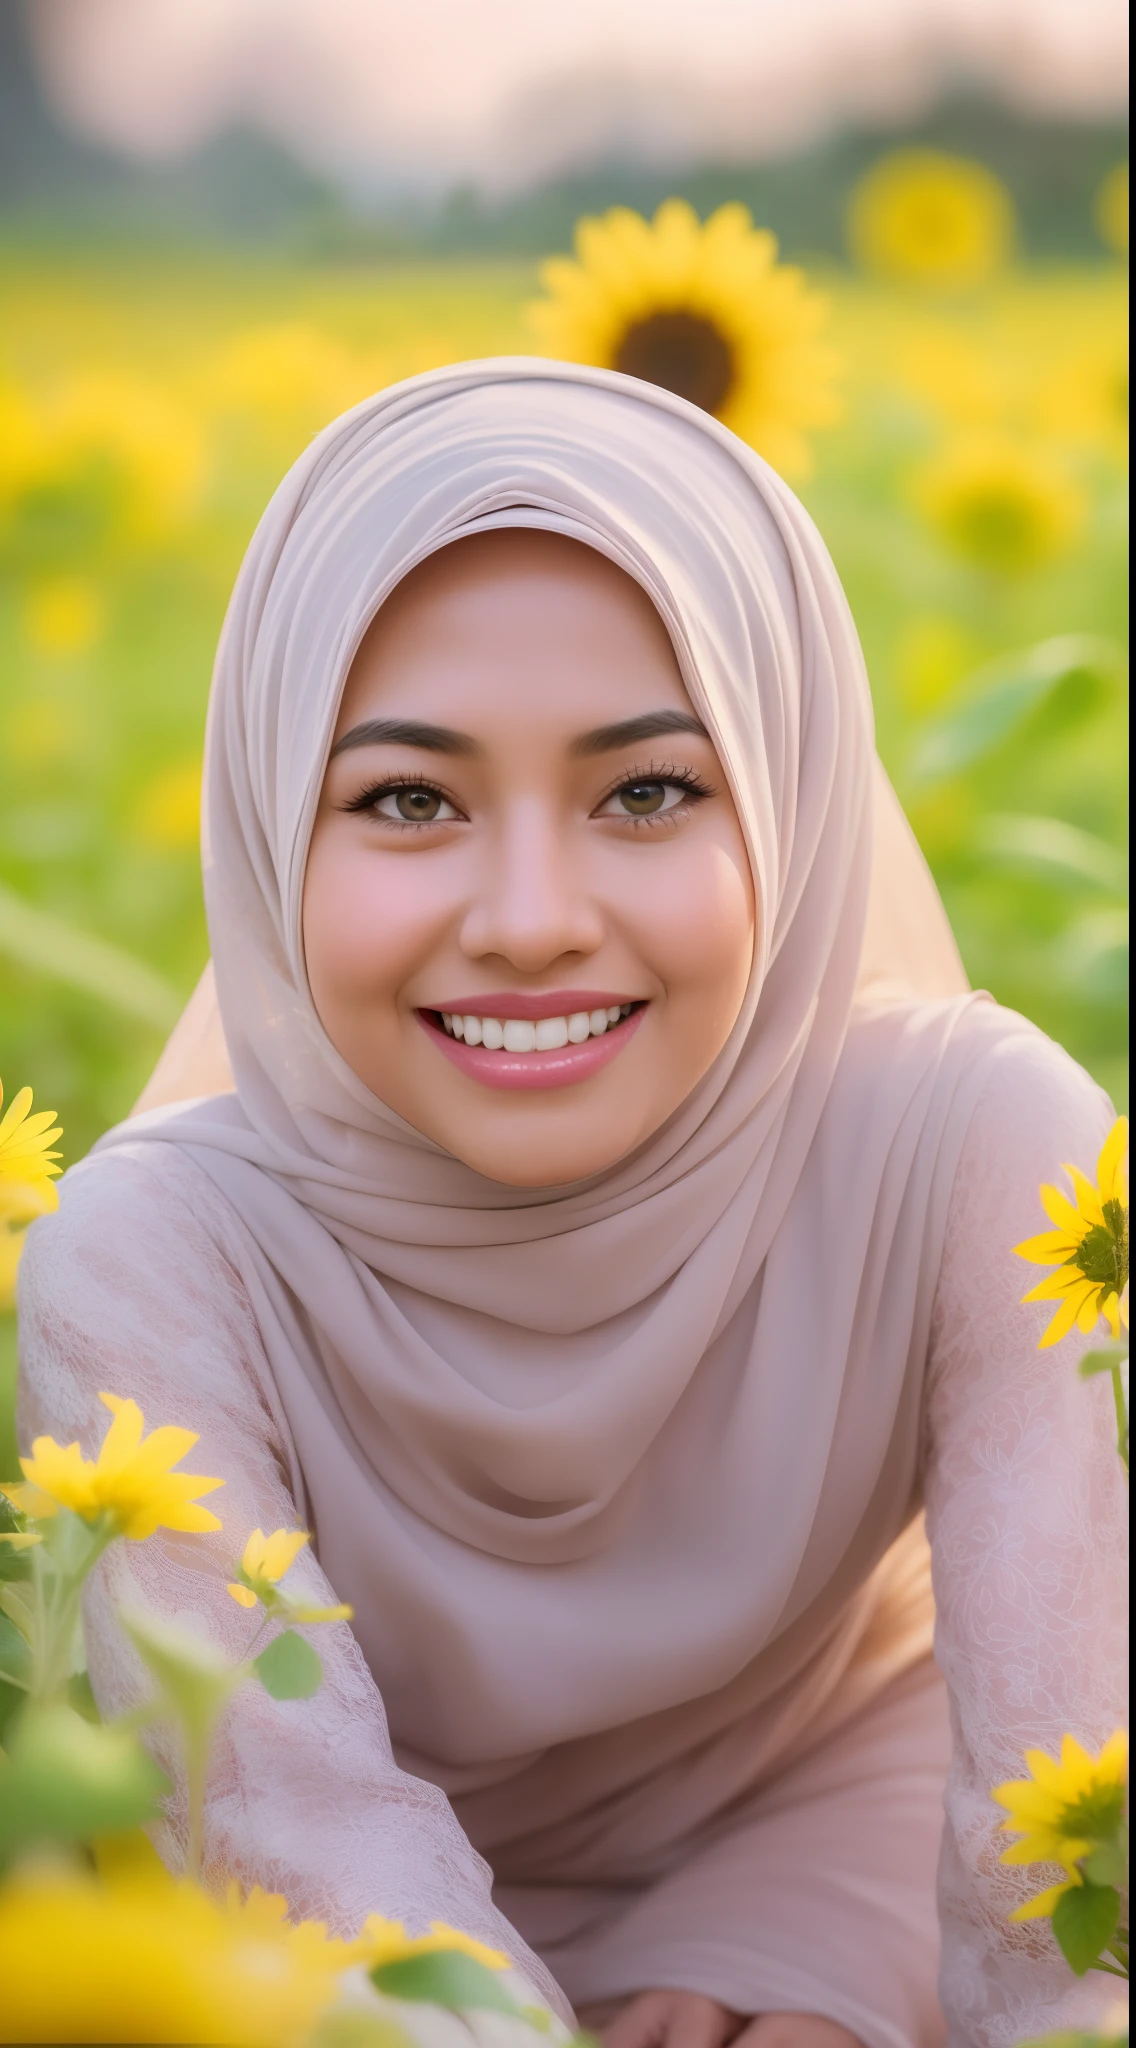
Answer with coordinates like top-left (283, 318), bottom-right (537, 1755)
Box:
top-left (15, 1143), bottom-right (568, 2019)
top-left (923, 1036), bottom-right (1127, 2047)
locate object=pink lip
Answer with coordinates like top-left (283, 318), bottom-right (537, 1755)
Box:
top-left (417, 1004), bottom-right (647, 1092)
top-left (426, 990), bottom-right (637, 1021)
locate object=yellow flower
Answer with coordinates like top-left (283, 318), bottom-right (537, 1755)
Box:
top-left (993, 1730), bottom-right (1129, 1921)
top-left (847, 150), bottom-right (1015, 292)
top-left (201, 322), bottom-right (366, 431)
top-left (353, 1916), bottom-right (510, 1973)
top-left (22, 575), bottom-right (105, 657)
top-left (4, 1390), bottom-right (223, 1540)
top-left (0, 1222), bottom-right (26, 1311)
top-left (0, 1864), bottom-right (344, 2045)
top-left (1094, 163), bottom-right (1129, 257)
top-left (912, 435), bottom-right (1086, 575)
top-left (133, 757), bottom-right (203, 852)
top-left (0, 1081), bottom-right (62, 1225)
top-left (526, 198), bottom-right (841, 477)
top-left (1034, 343), bottom-right (1129, 465)
top-left (227, 1526), bottom-right (352, 1624)
top-left (1016, 1117), bottom-right (1129, 1347)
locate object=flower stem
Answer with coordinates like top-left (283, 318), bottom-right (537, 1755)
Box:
top-left (1109, 1359), bottom-right (1129, 1474)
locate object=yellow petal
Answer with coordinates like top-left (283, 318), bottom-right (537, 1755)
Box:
top-left (288, 1601), bottom-right (353, 1625)
top-left (1096, 1116), bottom-right (1129, 1203)
top-left (258, 1528), bottom-right (309, 1582)
top-left (1014, 1229), bottom-right (1080, 1264)
top-left (1040, 1182), bottom-right (1083, 1233)
top-left (1010, 1878), bottom-right (1078, 1921)
top-left (1065, 1164), bottom-right (1105, 1227)
top-left (1038, 1289), bottom-right (1091, 1348)
top-left (227, 1582), bottom-right (259, 1609)
top-left (241, 1528), bottom-right (268, 1577)
top-left (1, 1478), bottom-right (60, 1519)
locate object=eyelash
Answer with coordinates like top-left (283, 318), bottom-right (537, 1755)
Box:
top-left (340, 763), bottom-right (716, 828)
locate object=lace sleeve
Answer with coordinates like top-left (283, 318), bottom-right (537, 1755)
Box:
top-left (15, 1144), bottom-right (569, 2019)
top-left (924, 1037), bottom-right (1128, 2048)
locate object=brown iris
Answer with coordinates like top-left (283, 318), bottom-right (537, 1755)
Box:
top-left (613, 311), bottom-right (735, 416)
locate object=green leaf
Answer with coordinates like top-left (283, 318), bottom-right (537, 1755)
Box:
top-left (369, 1950), bottom-right (524, 2015)
top-left (1079, 1344), bottom-right (1129, 1379)
top-left (0, 1607), bottom-right (30, 1691)
top-left (909, 636), bottom-right (1124, 782)
top-left (1082, 1838), bottom-right (1128, 1886)
top-left (974, 816), bottom-right (1128, 896)
top-left (1052, 1880), bottom-right (1121, 1977)
top-left (254, 1628), bottom-right (322, 1701)
top-left (0, 1703), bottom-right (168, 1863)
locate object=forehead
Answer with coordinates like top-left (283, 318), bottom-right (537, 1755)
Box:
top-left (337, 527), bottom-right (689, 730)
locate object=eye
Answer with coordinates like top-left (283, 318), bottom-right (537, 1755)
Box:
top-left (600, 779), bottom-right (689, 819)
top-left (371, 784), bottom-right (459, 823)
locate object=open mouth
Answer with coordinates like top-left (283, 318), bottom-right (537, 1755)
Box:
top-left (417, 999), bottom-right (648, 1091)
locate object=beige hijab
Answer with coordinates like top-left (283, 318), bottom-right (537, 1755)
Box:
top-left (109, 360), bottom-right (1003, 1792)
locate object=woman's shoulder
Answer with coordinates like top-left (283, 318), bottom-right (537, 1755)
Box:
top-left (843, 992), bottom-right (1111, 1146)
top-left (19, 1134), bottom-right (247, 1324)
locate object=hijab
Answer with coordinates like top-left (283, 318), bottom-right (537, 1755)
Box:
top-left (102, 359), bottom-right (1010, 1772)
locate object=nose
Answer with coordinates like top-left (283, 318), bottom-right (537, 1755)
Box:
top-left (458, 799), bottom-right (605, 973)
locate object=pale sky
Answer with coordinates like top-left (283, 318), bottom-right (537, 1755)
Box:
top-left (32, 0), bottom-right (1131, 193)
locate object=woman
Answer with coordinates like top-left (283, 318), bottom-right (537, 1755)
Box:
top-left (18, 361), bottom-right (1125, 2048)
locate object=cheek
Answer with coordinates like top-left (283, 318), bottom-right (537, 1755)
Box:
top-left (620, 834), bottom-right (756, 1021)
top-left (302, 832), bottom-right (436, 1011)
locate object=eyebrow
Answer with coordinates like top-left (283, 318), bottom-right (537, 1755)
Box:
top-left (329, 718), bottom-right (478, 758)
top-left (570, 710), bottom-right (709, 757)
top-left (329, 707), bottom-right (710, 762)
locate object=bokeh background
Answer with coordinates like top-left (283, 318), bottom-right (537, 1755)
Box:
top-left (0, 0), bottom-right (1128, 1463)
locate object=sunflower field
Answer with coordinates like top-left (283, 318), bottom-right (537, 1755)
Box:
top-left (0, 153), bottom-right (1129, 1477)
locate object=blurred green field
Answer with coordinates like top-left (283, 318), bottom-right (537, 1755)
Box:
top-left (0, 248), bottom-right (1128, 1470)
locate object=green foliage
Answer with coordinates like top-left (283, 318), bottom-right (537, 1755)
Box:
top-left (369, 1950), bottom-right (527, 2015)
top-left (1052, 1880), bottom-right (1122, 1977)
top-left (909, 636), bottom-right (1124, 782)
top-left (254, 1627), bottom-right (323, 1700)
top-left (0, 1701), bottom-right (168, 1864)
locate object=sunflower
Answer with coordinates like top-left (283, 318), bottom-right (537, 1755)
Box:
top-left (847, 150), bottom-right (1015, 292)
top-left (1016, 1116), bottom-right (1129, 1348)
top-left (526, 198), bottom-right (841, 477)
top-left (993, 1730), bottom-right (1129, 1921)
top-left (912, 435), bottom-right (1086, 575)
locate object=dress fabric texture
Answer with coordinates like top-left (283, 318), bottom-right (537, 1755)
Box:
top-left (16, 360), bottom-right (1127, 2047)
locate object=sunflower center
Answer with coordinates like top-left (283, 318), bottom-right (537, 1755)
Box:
top-left (1058, 1779), bottom-right (1127, 1843)
top-left (1071, 1200), bottom-right (1128, 1293)
top-left (614, 311), bottom-right (735, 416)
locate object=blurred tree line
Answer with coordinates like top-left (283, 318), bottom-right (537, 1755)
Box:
top-left (0, 0), bottom-right (1127, 263)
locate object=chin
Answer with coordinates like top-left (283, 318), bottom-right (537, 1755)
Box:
top-left (443, 1128), bottom-right (638, 1189)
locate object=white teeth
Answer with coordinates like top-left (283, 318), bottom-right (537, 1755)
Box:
top-left (438, 1005), bottom-right (637, 1051)
top-left (535, 1015), bottom-right (569, 1050)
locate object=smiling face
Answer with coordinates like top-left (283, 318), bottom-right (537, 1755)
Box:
top-left (302, 528), bottom-right (755, 1187)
